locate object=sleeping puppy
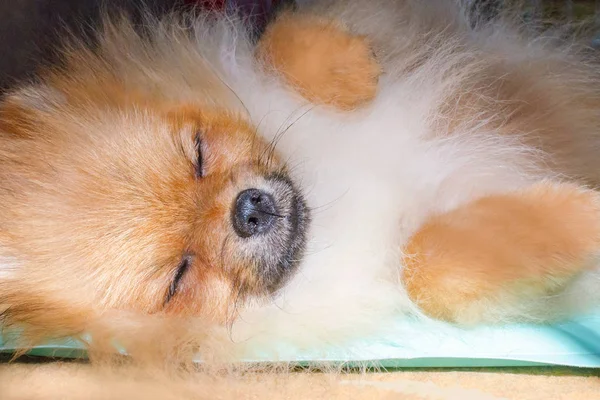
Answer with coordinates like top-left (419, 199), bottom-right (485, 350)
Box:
top-left (2, 0), bottom-right (600, 361)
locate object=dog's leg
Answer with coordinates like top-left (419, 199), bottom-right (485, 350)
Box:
top-left (402, 182), bottom-right (600, 324)
top-left (256, 12), bottom-right (380, 110)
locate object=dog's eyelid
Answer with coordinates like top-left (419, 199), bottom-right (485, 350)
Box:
top-left (164, 255), bottom-right (193, 306)
top-left (194, 132), bottom-right (205, 178)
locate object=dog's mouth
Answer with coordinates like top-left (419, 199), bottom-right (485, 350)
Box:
top-left (231, 172), bottom-right (310, 295)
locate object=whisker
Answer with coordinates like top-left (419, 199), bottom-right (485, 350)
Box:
top-left (260, 103), bottom-right (314, 167)
top-left (266, 105), bottom-right (316, 168)
top-left (257, 210), bottom-right (285, 219)
top-left (251, 111), bottom-right (272, 159)
top-left (217, 235), bottom-right (245, 341)
top-left (309, 188), bottom-right (350, 214)
top-left (270, 296), bottom-right (295, 315)
top-left (259, 111), bottom-right (296, 165)
top-left (225, 273), bottom-right (244, 341)
top-left (219, 234), bottom-right (233, 272)
top-left (198, 29), bottom-right (250, 117)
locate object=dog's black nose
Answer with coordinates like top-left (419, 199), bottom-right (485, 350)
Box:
top-left (232, 189), bottom-right (278, 238)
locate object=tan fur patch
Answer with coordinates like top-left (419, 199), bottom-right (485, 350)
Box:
top-left (257, 12), bottom-right (381, 110)
top-left (402, 182), bottom-right (600, 324)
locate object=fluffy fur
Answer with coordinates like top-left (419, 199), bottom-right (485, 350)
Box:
top-left (1, 0), bottom-right (600, 367)
top-left (229, 0), bottom-right (600, 355)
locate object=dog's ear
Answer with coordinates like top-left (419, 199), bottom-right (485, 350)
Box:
top-left (0, 85), bottom-right (67, 139)
top-left (0, 278), bottom-right (230, 365)
top-left (0, 279), bottom-right (92, 355)
top-left (3, 85), bottom-right (66, 113)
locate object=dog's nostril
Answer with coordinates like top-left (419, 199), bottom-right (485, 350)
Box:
top-left (232, 189), bottom-right (277, 238)
top-left (251, 194), bottom-right (262, 205)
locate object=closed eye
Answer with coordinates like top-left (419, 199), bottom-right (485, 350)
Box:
top-left (164, 255), bottom-right (192, 306)
top-left (194, 133), bottom-right (204, 178)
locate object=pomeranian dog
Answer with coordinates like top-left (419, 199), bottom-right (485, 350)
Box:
top-left (2, 0), bottom-right (600, 361)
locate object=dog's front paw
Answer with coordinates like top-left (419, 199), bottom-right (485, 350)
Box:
top-left (257, 13), bottom-right (380, 111)
top-left (402, 182), bottom-right (600, 325)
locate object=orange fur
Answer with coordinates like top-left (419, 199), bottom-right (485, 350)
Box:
top-left (257, 12), bottom-right (380, 110)
top-left (0, 91), bottom-right (270, 328)
top-left (402, 182), bottom-right (600, 324)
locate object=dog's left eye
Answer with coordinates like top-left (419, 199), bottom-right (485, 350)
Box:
top-left (194, 133), bottom-right (204, 178)
top-left (165, 255), bottom-right (192, 305)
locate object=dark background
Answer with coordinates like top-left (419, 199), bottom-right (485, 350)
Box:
top-left (0, 0), bottom-right (289, 92)
top-left (0, 0), bottom-right (183, 92)
top-left (0, 0), bottom-right (598, 93)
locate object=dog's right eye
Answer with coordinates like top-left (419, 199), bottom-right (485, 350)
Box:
top-left (194, 133), bottom-right (204, 178)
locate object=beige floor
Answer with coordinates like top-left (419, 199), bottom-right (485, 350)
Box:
top-left (1, 362), bottom-right (600, 400)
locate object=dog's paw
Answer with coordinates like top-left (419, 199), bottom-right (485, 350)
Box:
top-left (256, 12), bottom-right (380, 110)
top-left (402, 182), bottom-right (600, 325)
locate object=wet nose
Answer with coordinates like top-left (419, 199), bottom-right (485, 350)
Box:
top-left (232, 188), bottom-right (278, 238)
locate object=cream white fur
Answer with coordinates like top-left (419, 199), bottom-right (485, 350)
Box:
top-left (0, 257), bottom-right (17, 280)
